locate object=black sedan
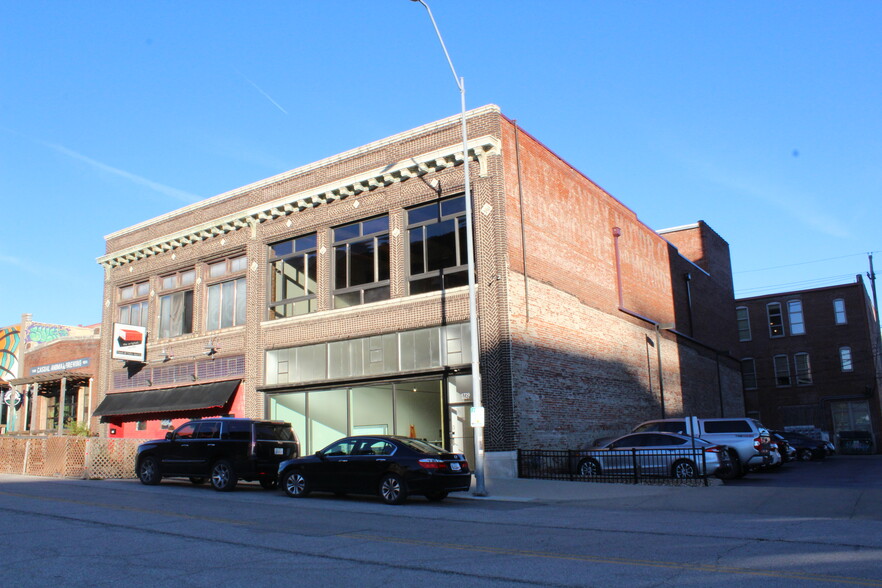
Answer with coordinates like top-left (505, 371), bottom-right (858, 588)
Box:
top-left (278, 435), bottom-right (471, 504)
top-left (772, 430), bottom-right (828, 461)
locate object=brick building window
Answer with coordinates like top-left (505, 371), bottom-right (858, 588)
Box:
top-left (407, 195), bottom-right (468, 295)
top-left (333, 216), bottom-right (390, 308)
top-left (839, 346), bottom-right (853, 372)
top-left (735, 307), bottom-right (751, 342)
top-left (773, 354), bottom-right (791, 387)
top-left (269, 234), bottom-right (317, 319)
top-left (833, 298), bottom-right (847, 325)
top-left (794, 352), bottom-right (812, 385)
top-left (788, 300), bottom-right (805, 335)
top-left (767, 303), bottom-right (784, 338)
top-left (119, 281), bottom-right (149, 327)
top-left (158, 269), bottom-right (195, 339)
top-left (741, 358), bottom-right (757, 390)
top-left (207, 256), bottom-right (247, 331)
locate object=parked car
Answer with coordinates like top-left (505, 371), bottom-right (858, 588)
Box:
top-left (772, 430), bottom-right (828, 461)
top-left (136, 418), bottom-right (300, 491)
top-left (770, 431), bottom-right (797, 463)
top-left (631, 417), bottom-right (772, 479)
top-left (577, 432), bottom-right (731, 479)
top-left (278, 435), bottom-right (471, 505)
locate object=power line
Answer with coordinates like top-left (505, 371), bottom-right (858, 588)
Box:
top-left (735, 273), bottom-right (859, 297)
top-left (735, 251), bottom-right (880, 274)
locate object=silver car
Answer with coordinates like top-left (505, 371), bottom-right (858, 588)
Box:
top-left (577, 432), bottom-right (730, 479)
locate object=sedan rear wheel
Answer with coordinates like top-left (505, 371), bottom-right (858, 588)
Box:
top-left (210, 459), bottom-right (238, 492)
top-left (283, 470), bottom-right (310, 498)
top-left (379, 473), bottom-right (408, 505)
top-left (672, 459), bottom-right (698, 479)
top-left (577, 458), bottom-right (601, 477)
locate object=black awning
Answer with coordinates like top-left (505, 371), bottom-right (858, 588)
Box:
top-left (92, 379), bottom-right (240, 418)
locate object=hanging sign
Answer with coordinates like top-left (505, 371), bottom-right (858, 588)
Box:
top-left (111, 323), bottom-right (148, 362)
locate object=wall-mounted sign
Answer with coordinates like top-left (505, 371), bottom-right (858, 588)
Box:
top-left (3, 390), bottom-right (22, 407)
top-left (111, 323), bottom-right (147, 362)
top-left (30, 357), bottom-right (91, 376)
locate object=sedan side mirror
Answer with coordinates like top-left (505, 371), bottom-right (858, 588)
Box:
top-left (165, 432), bottom-right (173, 440)
top-left (315, 450), bottom-right (325, 460)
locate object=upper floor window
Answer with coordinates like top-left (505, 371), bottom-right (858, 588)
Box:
top-left (207, 256), bottom-right (247, 331)
top-left (333, 216), bottom-right (390, 308)
top-left (794, 352), bottom-right (812, 385)
top-left (767, 303), bottom-right (784, 338)
top-left (269, 234), bottom-right (317, 319)
top-left (158, 269), bottom-right (195, 339)
top-left (773, 354), bottom-right (791, 387)
top-left (788, 300), bottom-right (805, 335)
top-left (735, 307), bottom-right (751, 342)
top-left (119, 281), bottom-right (149, 327)
top-left (839, 346), bottom-right (853, 372)
top-left (833, 298), bottom-right (847, 325)
top-left (741, 358), bottom-right (757, 390)
top-left (407, 195), bottom-right (469, 295)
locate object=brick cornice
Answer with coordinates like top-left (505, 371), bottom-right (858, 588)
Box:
top-left (98, 135), bottom-right (501, 269)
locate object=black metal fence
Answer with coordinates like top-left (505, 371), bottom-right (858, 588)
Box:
top-left (517, 448), bottom-right (715, 487)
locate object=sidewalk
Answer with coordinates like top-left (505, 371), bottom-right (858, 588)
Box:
top-left (457, 473), bottom-right (882, 520)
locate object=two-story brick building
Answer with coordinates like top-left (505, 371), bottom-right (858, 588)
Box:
top-left (93, 105), bottom-right (745, 475)
top-left (735, 276), bottom-right (882, 452)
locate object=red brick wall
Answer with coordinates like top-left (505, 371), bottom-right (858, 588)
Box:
top-left (500, 119), bottom-right (743, 448)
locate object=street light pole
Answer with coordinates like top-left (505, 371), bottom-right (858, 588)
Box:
top-left (410, 0), bottom-right (486, 496)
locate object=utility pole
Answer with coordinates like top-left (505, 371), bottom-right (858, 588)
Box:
top-left (869, 253), bottom-right (879, 327)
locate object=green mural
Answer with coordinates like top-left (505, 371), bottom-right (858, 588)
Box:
top-left (25, 323), bottom-right (71, 344)
top-left (0, 326), bottom-right (20, 381)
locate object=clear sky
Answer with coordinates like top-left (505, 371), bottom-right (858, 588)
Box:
top-left (1, 1), bottom-right (880, 328)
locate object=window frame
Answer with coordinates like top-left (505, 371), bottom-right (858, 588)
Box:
top-left (735, 306), bottom-right (752, 342)
top-left (268, 234), bottom-right (318, 320)
top-left (158, 269), bottom-right (196, 339)
top-left (206, 255), bottom-right (248, 332)
top-left (767, 302), bottom-right (785, 338)
top-left (406, 195), bottom-right (469, 295)
top-left (833, 298), bottom-right (847, 325)
top-left (741, 358), bottom-right (757, 390)
top-left (118, 281), bottom-right (150, 327)
top-left (839, 346), bottom-right (854, 372)
top-left (332, 216), bottom-right (391, 308)
top-left (794, 352), bottom-right (812, 386)
top-left (787, 299), bottom-right (806, 336)
top-left (773, 354), bottom-right (791, 387)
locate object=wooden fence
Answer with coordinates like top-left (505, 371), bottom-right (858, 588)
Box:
top-left (0, 436), bottom-right (141, 480)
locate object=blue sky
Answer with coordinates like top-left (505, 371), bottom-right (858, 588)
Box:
top-left (1, 1), bottom-right (880, 327)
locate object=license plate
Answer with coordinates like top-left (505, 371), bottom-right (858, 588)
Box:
top-left (449, 462), bottom-right (461, 471)
top-left (274, 448), bottom-right (284, 455)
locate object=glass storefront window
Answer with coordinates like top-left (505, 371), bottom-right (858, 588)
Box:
top-left (350, 385), bottom-right (393, 436)
top-left (309, 388), bottom-right (348, 452)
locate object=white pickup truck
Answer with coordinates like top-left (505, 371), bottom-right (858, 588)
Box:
top-left (631, 417), bottom-right (773, 479)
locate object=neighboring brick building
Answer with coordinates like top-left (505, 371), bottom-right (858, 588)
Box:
top-left (734, 277), bottom-right (882, 453)
top-left (7, 315), bottom-right (100, 434)
top-left (93, 105), bottom-right (744, 474)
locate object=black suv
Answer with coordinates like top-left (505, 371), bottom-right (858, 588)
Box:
top-left (136, 418), bottom-right (300, 491)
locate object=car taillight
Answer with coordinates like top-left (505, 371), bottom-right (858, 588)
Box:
top-left (704, 446), bottom-right (720, 453)
top-left (754, 436), bottom-right (764, 450)
top-left (418, 458), bottom-right (445, 470)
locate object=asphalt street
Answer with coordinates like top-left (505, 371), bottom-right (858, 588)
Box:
top-left (0, 455), bottom-right (879, 587)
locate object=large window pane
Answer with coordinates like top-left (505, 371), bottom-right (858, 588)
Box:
top-left (350, 385), bottom-right (393, 435)
top-left (308, 389), bottom-right (348, 452)
top-left (269, 234), bottom-right (317, 319)
top-left (394, 381), bottom-right (443, 445)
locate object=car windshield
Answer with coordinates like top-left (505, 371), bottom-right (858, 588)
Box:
top-left (396, 438), bottom-right (446, 455)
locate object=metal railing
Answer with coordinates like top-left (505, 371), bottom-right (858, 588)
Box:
top-left (518, 448), bottom-right (715, 486)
